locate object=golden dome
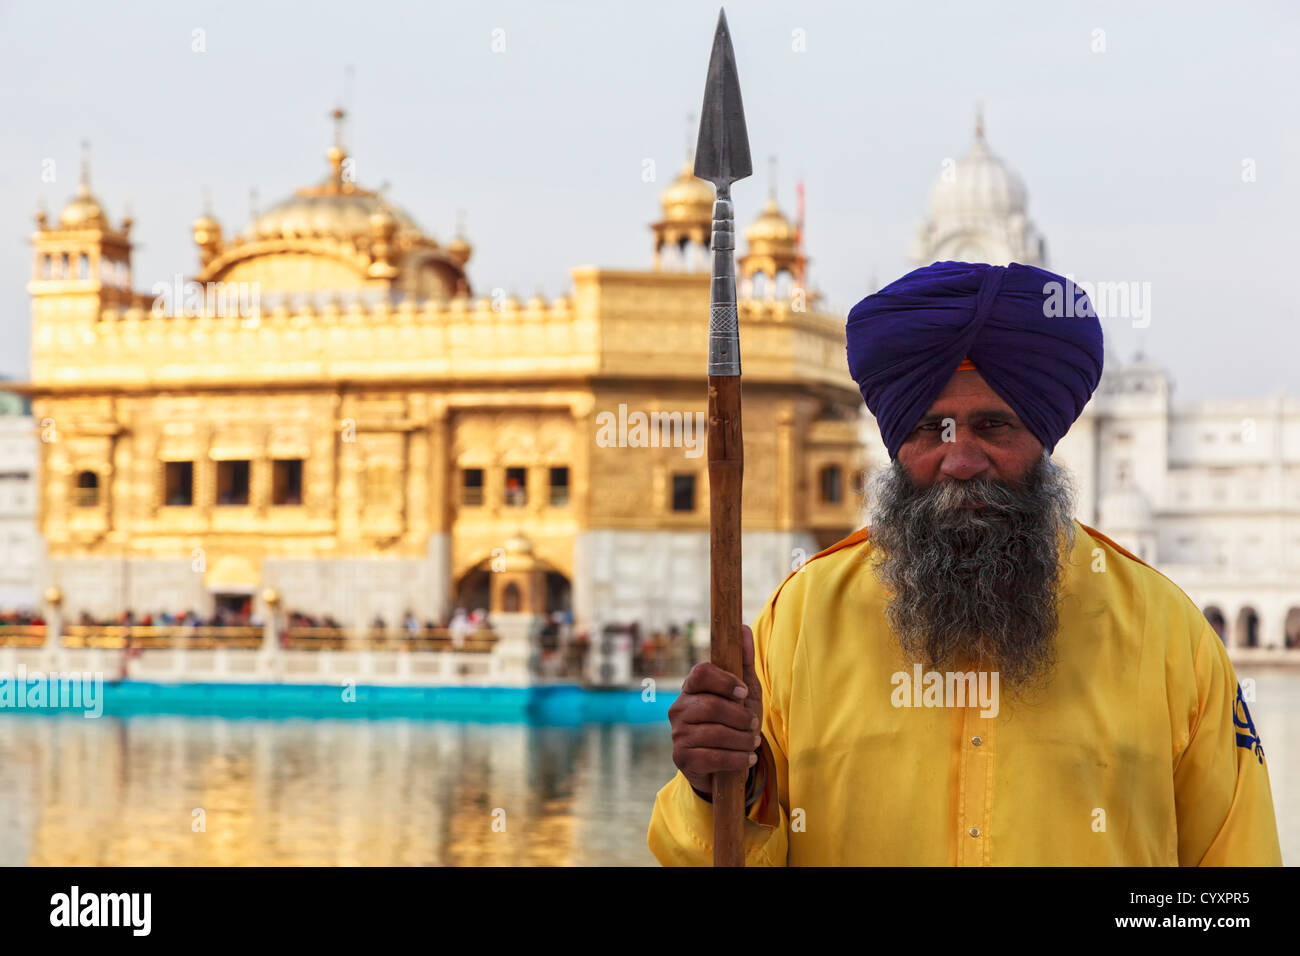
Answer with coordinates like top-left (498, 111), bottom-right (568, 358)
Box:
top-left (192, 213), bottom-right (220, 236)
top-left (447, 235), bottom-right (472, 266)
top-left (660, 160), bottom-right (714, 221)
top-left (745, 197), bottom-right (797, 244)
top-left (247, 188), bottom-right (420, 240)
top-left (60, 183), bottom-right (108, 230)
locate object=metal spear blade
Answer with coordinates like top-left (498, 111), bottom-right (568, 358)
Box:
top-left (694, 8), bottom-right (752, 189)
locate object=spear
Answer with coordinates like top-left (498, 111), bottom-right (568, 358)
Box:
top-left (694, 7), bottom-right (752, 868)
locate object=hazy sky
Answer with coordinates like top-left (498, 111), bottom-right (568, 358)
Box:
top-left (2, 0), bottom-right (1297, 401)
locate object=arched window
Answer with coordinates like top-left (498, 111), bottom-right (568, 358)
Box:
top-left (39, 254), bottom-right (51, 279)
top-left (74, 470), bottom-right (99, 507)
top-left (1236, 607), bottom-right (1260, 649)
top-left (77, 253), bottom-right (89, 279)
top-left (819, 464), bottom-right (843, 504)
top-left (1202, 606), bottom-right (1227, 643)
top-left (1285, 608), bottom-right (1300, 650)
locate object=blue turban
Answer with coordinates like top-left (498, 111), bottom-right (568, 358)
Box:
top-left (846, 261), bottom-right (1104, 459)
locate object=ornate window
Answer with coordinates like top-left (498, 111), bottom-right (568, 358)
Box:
top-left (72, 470), bottom-right (99, 507)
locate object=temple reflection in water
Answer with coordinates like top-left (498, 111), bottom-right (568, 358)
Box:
top-left (0, 715), bottom-right (675, 866)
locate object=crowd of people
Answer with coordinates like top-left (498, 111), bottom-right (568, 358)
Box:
top-left (284, 607), bottom-right (492, 643)
top-left (3, 601), bottom-right (696, 677)
top-left (0, 610), bottom-right (45, 627)
top-left (69, 608), bottom-right (262, 628)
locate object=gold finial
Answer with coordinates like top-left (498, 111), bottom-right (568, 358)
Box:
top-left (768, 154), bottom-right (778, 201)
top-left (975, 102), bottom-right (985, 142)
top-left (328, 106), bottom-right (347, 185)
top-left (331, 106), bottom-right (346, 151)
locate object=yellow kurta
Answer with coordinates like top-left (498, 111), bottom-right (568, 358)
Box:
top-left (648, 519), bottom-right (1282, 866)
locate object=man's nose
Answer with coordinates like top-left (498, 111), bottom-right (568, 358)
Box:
top-left (937, 435), bottom-right (992, 481)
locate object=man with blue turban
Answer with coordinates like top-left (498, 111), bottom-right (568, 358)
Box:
top-left (650, 260), bottom-right (1282, 866)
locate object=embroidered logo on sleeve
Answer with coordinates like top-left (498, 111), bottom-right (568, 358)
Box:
top-left (1233, 684), bottom-right (1265, 765)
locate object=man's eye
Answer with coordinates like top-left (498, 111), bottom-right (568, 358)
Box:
top-left (917, 422), bottom-right (941, 432)
top-left (980, 420), bottom-right (1009, 429)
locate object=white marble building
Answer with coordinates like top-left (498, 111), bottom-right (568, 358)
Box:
top-left (0, 388), bottom-right (42, 612)
top-left (862, 116), bottom-right (1300, 652)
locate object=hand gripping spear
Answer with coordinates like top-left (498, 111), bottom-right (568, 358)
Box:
top-left (694, 7), bottom-right (752, 868)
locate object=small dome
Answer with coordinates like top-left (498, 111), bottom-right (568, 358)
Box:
top-left (447, 235), bottom-right (472, 266)
top-left (660, 160), bottom-right (714, 221)
top-left (60, 184), bottom-right (108, 229)
top-left (928, 129), bottom-right (1028, 221)
top-left (192, 213), bottom-right (220, 236)
top-left (746, 197), bottom-right (797, 244)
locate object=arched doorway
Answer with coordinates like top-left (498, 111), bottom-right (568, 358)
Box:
top-left (1235, 607), bottom-right (1259, 649)
top-left (454, 567), bottom-right (491, 616)
top-left (545, 571), bottom-right (571, 615)
top-left (452, 560), bottom-right (571, 616)
top-left (1202, 606), bottom-right (1227, 644)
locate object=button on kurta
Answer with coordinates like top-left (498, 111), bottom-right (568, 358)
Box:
top-left (969, 827), bottom-right (980, 838)
top-left (971, 736), bottom-right (982, 746)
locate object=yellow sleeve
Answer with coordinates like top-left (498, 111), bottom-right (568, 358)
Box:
top-left (647, 596), bottom-right (791, 866)
top-left (1173, 622), bottom-right (1282, 866)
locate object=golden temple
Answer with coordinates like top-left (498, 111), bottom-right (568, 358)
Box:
top-left (19, 115), bottom-right (863, 633)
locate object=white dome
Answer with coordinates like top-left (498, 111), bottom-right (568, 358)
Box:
top-left (928, 133), bottom-right (1028, 222)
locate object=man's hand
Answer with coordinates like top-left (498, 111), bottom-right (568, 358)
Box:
top-left (669, 624), bottom-right (764, 799)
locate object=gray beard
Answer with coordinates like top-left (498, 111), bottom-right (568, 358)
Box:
top-left (866, 453), bottom-right (1077, 692)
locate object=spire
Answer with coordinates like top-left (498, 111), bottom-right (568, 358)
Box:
top-left (78, 140), bottom-right (92, 197)
top-left (974, 101), bottom-right (985, 142)
top-left (328, 106), bottom-right (347, 184)
top-left (767, 154), bottom-right (778, 201)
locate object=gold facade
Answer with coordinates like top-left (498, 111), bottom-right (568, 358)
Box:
top-left (20, 126), bottom-right (862, 621)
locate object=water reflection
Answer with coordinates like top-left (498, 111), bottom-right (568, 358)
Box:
top-left (0, 718), bottom-right (675, 866)
top-left (0, 669), bottom-right (1294, 865)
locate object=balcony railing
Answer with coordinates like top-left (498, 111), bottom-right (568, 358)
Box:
top-left (283, 627), bottom-right (498, 653)
top-left (60, 625), bottom-right (264, 650)
top-left (0, 625), bottom-right (47, 647)
top-left (3, 624), bottom-right (501, 653)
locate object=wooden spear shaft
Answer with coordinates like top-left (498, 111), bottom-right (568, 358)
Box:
top-left (708, 373), bottom-right (745, 866)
